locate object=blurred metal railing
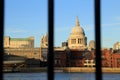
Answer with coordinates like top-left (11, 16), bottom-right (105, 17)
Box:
top-left (0, 0), bottom-right (4, 80)
top-left (48, 0), bottom-right (54, 80)
top-left (94, 0), bottom-right (102, 80)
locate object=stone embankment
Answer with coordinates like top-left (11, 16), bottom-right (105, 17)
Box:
top-left (3, 67), bottom-right (120, 73)
top-left (62, 67), bottom-right (120, 73)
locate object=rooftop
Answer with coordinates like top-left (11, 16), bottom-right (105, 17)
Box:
top-left (10, 38), bottom-right (30, 41)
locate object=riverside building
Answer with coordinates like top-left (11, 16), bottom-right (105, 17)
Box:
top-left (4, 36), bottom-right (41, 60)
top-left (40, 34), bottom-right (48, 61)
top-left (4, 36), bottom-right (34, 48)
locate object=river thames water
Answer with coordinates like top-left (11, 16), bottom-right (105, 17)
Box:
top-left (3, 72), bottom-right (120, 80)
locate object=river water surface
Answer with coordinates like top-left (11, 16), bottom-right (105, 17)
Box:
top-left (3, 72), bottom-right (120, 80)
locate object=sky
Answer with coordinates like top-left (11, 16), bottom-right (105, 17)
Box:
top-left (4, 0), bottom-right (120, 48)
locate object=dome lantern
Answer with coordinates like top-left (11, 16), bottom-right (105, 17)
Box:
top-left (76, 16), bottom-right (80, 27)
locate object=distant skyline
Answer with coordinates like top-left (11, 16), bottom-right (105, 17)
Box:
top-left (5, 0), bottom-right (120, 48)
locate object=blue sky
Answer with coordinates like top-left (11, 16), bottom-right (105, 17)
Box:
top-left (4, 0), bottom-right (120, 48)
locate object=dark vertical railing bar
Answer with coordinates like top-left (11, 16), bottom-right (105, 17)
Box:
top-left (94, 0), bottom-right (102, 80)
top-left (48, 0), bottom-right (54, 80)
top-left (0, 0), bottom-right (4, 80)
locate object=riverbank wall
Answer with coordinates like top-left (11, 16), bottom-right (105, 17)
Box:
top-left (62, 67), bottom-right (120, 73)
top-left (3, 67), bottom-right (120, 73)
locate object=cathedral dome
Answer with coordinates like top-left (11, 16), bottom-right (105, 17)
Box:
top-left (70, 17), bottom-right (85, 35)
top-left (68, 17), bottom-right (87, 50)
top-left (71, 26), bottom-right (85, 35)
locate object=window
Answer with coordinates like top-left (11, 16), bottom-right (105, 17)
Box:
top-left (78, 38), bottom-right (81, 44)
top-left (71, 39), bottom-right (76, 44)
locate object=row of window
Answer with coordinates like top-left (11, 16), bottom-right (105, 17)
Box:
top-left (71, 38), bottom-right (84, 44)
top-left (54, 60), bottom-right (61, 64)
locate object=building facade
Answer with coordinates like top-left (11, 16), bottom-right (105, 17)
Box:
top-left (4, 36), bottom-right (34, 48)
top-left (101, 49), bottom-right (111, 67)
top-left (40, 34), bottom-right (48, 61)
top-left (54, 48), bottom-right (67, 67)
top-left (89, 40), bottom-right (95, 50)
top-left (4, 36), bottom-right (41, 60)
top-left (4, 48), bottom-right (41, 60)
top-left (111, 52), bottom-right (120, 67)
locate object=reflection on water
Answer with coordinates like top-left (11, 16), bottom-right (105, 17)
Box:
top-left (4, 73), bottom-right (47, 80)
top-left (3, 72), bottom-right (120, 80)
top-left (55, 72), bottom-right (95, 80)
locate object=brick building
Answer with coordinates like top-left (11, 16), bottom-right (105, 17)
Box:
top-left (54, 49), bottom-right (66, 67)
top-left (101, 49), bottom-right (111, 67)
top-left (68, 50), bottom-right (84, 67)
top-left (111, 51), bottom-right (120, 67)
